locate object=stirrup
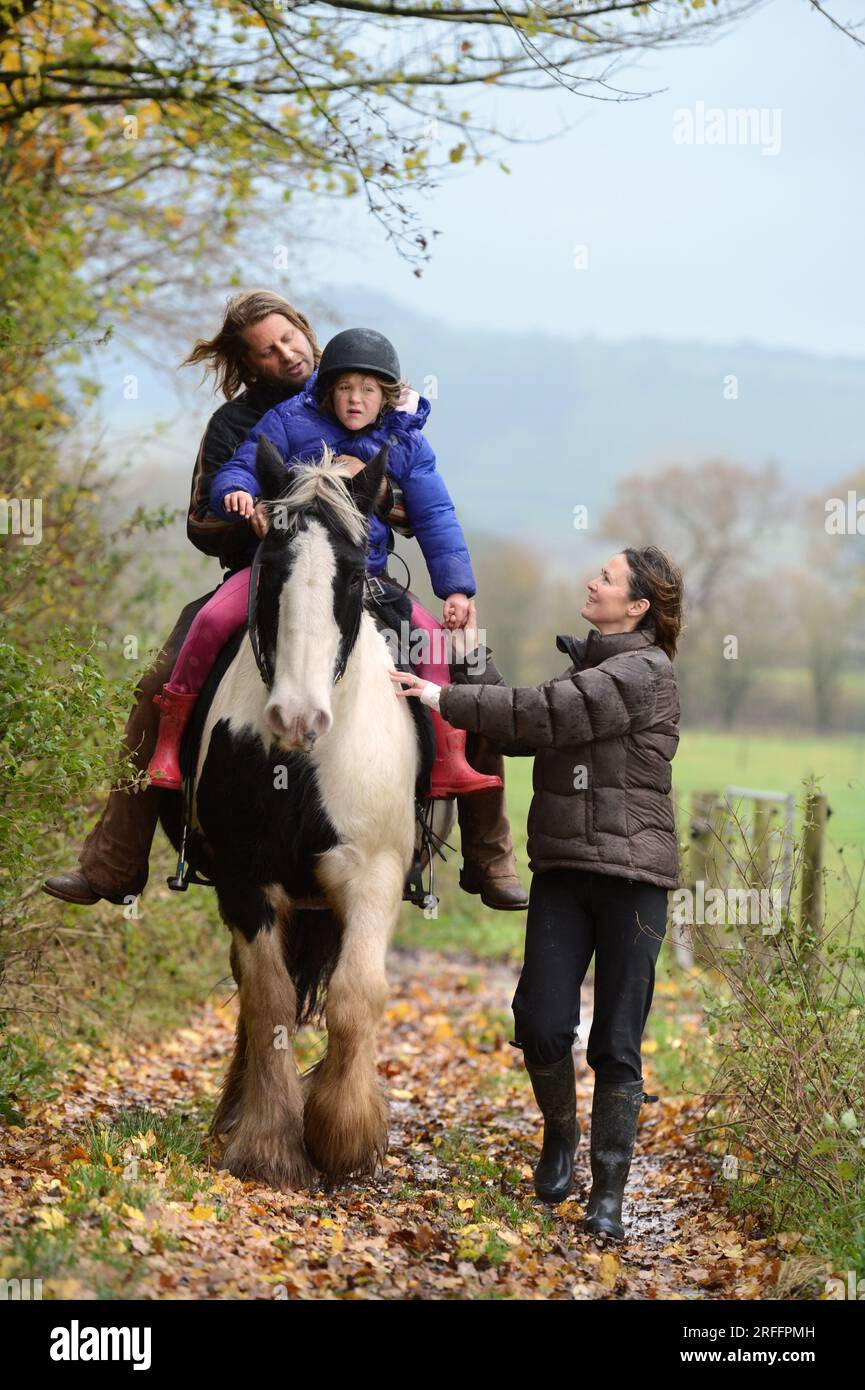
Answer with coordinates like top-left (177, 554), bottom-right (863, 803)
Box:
top-left (402, 800), bottom-right (456, 912)
top-left (402, 850), bottom-right (429, 907)
top-left (167, 780), bottom-right (214, 892)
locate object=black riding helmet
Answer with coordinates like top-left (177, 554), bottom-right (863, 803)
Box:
top-left (314, 328), bottom-right (401, 401)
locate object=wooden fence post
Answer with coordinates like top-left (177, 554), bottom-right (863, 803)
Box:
top-left (799, 792), bottom-right (827, 986)
top-left (689, 791), bottom-right (720, 966)
top-left (749, 799), bottom-right (772, 890)
top-left (669, 790), bottom-right (691, 968)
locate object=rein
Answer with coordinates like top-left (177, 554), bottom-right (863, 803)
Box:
top-left (246, 539), bottom-right (271, 686)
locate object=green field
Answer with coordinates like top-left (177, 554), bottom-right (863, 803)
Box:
top-left (394, 729), bottom-right (865, 957)
top-left (673, 730), bottom-right (865, 934)
top-left (672, 729), bottom-right (865, 851)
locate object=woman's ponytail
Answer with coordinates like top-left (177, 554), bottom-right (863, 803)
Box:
top-left (623, 546), bottom-right (684, 660)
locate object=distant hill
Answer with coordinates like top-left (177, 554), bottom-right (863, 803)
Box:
top-left (331, 288), bottom-right (865, 552)
top-left (89, 287), bottom-right (865, 570)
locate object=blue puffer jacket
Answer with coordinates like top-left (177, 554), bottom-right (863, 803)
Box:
top-left (209, 371), bottom-right (475, 600)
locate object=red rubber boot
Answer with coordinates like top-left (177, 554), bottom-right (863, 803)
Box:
top-left (148, 687), bottom-right (198, 791)
top-left (427, 709), bottom-right (504, 799)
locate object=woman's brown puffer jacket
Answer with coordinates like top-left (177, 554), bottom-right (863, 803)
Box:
top-left (439, 625), bottom-right (680, 889)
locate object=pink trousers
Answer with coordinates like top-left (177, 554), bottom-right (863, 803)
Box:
top-left (166, 566), bottom-right (451, 694)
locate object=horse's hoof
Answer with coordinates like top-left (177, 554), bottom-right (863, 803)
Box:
top-left (219, 1140), bottom-right (316, 1192)
top-left (303, 1095), bottom-right (389, 1184)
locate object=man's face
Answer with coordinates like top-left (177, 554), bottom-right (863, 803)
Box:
top-left (241, 313), bottom-right (315, 389)
top-left (581, 552), bottom-right (646, 631)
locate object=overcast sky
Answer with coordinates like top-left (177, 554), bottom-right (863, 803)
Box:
top-left (302, 0), bottom-right (864, 358)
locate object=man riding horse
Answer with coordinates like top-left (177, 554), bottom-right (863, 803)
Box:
top-left (42, 290), bottom-right (528, 912)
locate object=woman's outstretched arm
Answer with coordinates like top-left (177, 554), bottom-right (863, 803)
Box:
top-left (445, 645), bottom-right (537, 757)
top-left (439, 649), bottom-right (660, 751)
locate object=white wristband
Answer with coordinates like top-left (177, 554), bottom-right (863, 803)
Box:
top-left (419, 681), bottom-right (442, 711)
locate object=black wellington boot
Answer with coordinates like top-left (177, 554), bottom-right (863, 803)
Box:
top-left (524, 1051), bottom-right (580, 1204)
top-left (583, 1079), bottom-right (646, 1241)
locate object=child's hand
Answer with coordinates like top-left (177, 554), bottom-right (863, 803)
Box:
top-left (224, 490), bottom-right (255, 518)
top-left (450, 600), bottom-right (481, 662)
top-left (443, 593), bottom-right (471, 629)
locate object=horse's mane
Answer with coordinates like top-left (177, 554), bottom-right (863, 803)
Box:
top-left (262, 446), bottom-right (368, 548)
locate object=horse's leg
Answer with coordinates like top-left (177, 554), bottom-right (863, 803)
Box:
top-left (212, 936), bottom-right (246, 1138)
top-left (303, 848), bottom-right (404, 1182)
top-left (212, 1016), bottom-right (247, 1137)
top-left (218, 905), bottom-right (316, 1190)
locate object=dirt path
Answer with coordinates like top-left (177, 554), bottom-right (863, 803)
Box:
top-left (0, 948), bottom-right (784, 1300)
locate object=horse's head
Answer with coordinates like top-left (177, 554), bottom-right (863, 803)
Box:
top-left (251, 437), bottom-right (387, 750)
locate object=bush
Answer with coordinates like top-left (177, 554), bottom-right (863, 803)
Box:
top-left (678, 798), bottom-right (865, 1289)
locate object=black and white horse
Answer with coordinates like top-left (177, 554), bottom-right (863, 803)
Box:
top-left (169, 441), bottom-right (444, 1190)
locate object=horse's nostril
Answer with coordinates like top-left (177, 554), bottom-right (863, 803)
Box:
top-left (311, 709), bottom-right (332, 738)
top-left (265, 702), bottom-right (330, 747)
top-left (266, 704), bottom-right (291, 738)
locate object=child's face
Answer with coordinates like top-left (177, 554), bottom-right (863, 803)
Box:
top-left (332, 372), bottom-right (385, 430)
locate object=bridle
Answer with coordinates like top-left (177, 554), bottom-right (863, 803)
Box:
top-left (246, 536), bottom-right (409, 690)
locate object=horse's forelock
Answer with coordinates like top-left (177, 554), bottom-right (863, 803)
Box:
top-left (259, 447), bottom-right (367, 549)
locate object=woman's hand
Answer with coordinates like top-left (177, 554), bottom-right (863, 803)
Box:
top-left (389, 670), bottom-right (431, 699)
top-left (443, 592), bottom-right (471, 629)
top-left (224, 489), bottom-right (255, 518)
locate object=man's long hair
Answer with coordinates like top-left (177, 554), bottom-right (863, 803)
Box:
top-left (181, 290), bottom-right (322, 400)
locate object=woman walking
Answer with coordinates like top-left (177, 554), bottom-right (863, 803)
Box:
top-left (391, 546), bottom-right (683, 1240)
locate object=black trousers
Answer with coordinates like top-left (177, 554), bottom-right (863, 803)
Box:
top-left (511, 867), bottom-right (668, 1085)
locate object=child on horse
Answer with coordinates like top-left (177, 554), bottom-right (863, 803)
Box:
top-left (148, 327), bottom-right (502, 808)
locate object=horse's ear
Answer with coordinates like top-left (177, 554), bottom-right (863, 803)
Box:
top-left (256, 436), bottom-right (288, 500)
top-left (349, 444), bottom-right (389, 516)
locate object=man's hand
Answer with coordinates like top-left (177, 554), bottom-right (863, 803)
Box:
top-left (443, 592), bottom-right (471, 630)
top-left (224, 489), bottom-right (255, 518)
top-left (250, 501), bottom-right (269, 538)
top-left (335, 454), bottom-right (388, 505)
top-left (397, 383), bottom-right (420, 414)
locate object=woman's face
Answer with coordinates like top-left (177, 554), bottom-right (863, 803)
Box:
top-left (581, 552), bottom-right (647, 631)
top-left (333, 372), bottom-right (385, 430)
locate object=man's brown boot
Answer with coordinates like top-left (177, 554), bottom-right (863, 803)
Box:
top-left (54, 591), bottom-right (215, 907)
top-left (42, 871), bottom-right (102, 906)
top-left (457, 733), bottom-right (529, 911)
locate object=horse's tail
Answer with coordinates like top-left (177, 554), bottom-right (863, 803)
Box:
top-left (283, 906), bottom-right (344, 1028)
